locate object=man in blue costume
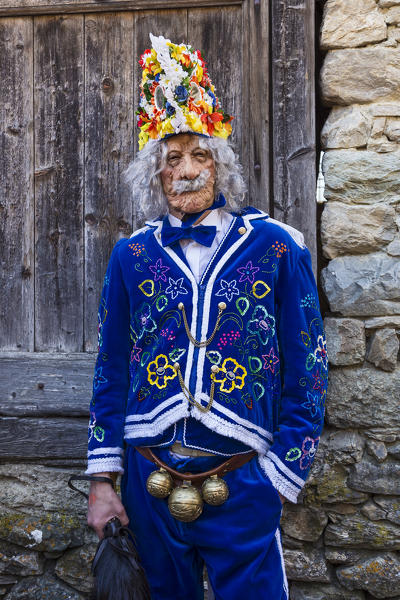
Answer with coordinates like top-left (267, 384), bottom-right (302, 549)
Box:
top-left (86, 33), bottom-right (328, 600)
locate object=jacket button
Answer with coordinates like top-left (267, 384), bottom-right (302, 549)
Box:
top-left (211, 365), bottom-right (219, 373)
top-left (218, 302), bottom-right (226, 310)
top-left (178, 302), bottom-right (184, 310)
top-left (238, 226), bottom-right (246, 235)
top-left (173, 362), bottom-right (180, 371)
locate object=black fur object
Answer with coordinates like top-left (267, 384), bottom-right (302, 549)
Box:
top-left (90, 517), bottom-right (151, 600)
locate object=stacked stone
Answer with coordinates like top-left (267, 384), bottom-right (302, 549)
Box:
top-left (286, 1), bottom-right (400, 599)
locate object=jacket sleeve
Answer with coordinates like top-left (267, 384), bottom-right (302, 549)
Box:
top-left (86, 239), bottom-right (131, 475)
top-left (259, 243), bottom-right (328, 502)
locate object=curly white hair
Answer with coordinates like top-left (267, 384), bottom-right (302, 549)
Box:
top-left (122, 136), bottom-right (246, 221)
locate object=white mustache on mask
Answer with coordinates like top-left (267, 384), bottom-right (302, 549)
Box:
top-left (172, 169), bottom-right (210, 194)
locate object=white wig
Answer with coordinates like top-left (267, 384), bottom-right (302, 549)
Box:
top-left (122, 136), bottom-right (247, 221)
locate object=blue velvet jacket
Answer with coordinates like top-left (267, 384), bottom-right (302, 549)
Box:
top-left (86, 207), bottom-right (328, 502)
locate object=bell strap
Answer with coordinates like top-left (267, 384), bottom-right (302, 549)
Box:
top-left (135, 447), bottom-right (257, 486)
top-left (68, 474), bottom-right (115, 500)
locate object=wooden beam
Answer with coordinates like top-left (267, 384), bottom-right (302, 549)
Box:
top-left (0, 353), bottom-right (95, 417)
top-left (270, 0), bottom-right (317, 270)
top-left (0, 0), bottom-right (242, 18)
top-left (0, 18), bottom-right (34, 351)
top-left (0, 417), bottom-right (88, 458)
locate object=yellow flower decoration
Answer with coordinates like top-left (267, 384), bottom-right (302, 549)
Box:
top-left (212, 357), bottom-right (247, 393)
top-left (147, 354), bottom-right (177, 389)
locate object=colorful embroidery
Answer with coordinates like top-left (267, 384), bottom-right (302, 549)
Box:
top-left (88, 412), bottom-right (105, 443)
top-left (130, 345), bottom-right (143, 364)
top-left (262, 347), bottom-right (280, 374)
top-left (301, 391), bottom-right (321, 418)
top-left (217, 330), bottom-right (240, 351)
top-left (135, 303), bottom-right (157, 338)
top-left (147, 354), bottom-right (177, 389)
top-left (314, 335), bottom-right (328, 371)
top-left (237, 261), bottom-right (260, 284)
top-left (93, 367), bottom-right (108, 390)
top-left (206, 350), bottom-right (222, 365)
top-left (247, 305), bottom-right (276, 345)
top-left (129, 242), bottom-right (145, 257)
top-left (216, 279), bottom-right (240, 302)
top-left (251, 280), bottom-right (271, 299)
top-left (285, 447), bottom-right (301, 462)
top-left (236, 296), bottom-right (250, 316)
top-left (300, 293), bottom-right (318, 309)
top-left (300, 436), bottom-right (319, 470)
top-left (271, 241), bottom-right (289, 258)
top-left (138, 279), bottom-right (155, 297)
top-left (212, 357), bottom-right (247, 393)
top-left (165, 277), bottom-right (188, 299)
top-left (149, 258), bottom-right (170, 282)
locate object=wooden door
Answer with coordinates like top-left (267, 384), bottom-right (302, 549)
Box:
top-left (0, 0), bottom-right (315, 463)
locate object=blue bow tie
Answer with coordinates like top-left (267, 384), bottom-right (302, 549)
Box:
top-left (161, 222), bottom-right (217, 247)
top-left (161, 193), bottom-right (226, 248)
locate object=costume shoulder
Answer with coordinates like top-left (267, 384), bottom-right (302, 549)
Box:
top-left (243, 207), bottom-right (306, 251)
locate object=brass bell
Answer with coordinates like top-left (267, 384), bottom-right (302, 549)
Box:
top-left (201, 475), bottom-right (229, 506)
top-left (168, 481), bottom-right (203, 522)
top-left (146, 468), bottom-right (173, 499)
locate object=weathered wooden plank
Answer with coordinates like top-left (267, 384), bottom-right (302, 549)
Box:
top-left (246, 0), bottom-right (269, 212)
top-left (0, 353), bottom-right (95, 416)
top-left (0, 0), bottom-right (242, 17)
top-left (0, 17), bottom-right (34, 351)
top-left (188, 6), bottom-right (243, 182)
top-left (84, 12), bottom-right (135, 352)
top-left (271, 0), bottom-right (317, 268)
top-left (34, 15), bottom-right (84, 351)
top-left (0, 417), bottom-right (88, 458)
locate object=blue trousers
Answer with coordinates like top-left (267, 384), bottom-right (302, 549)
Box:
top-left (121, 446), bottom-right (288, 600)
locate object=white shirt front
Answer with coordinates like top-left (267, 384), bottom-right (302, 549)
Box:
top-left (167, 209), bottom-right (234, 282)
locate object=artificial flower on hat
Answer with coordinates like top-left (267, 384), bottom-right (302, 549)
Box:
top-left (136, 33), bottom-right (233, 150)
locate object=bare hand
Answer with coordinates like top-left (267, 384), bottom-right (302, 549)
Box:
top-left (87, 480), bottom-right (129, 539)
top-left (278, 492), bottom-right (286, 505)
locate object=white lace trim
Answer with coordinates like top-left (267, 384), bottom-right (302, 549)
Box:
top-left (266, 217), bottom-right (306, 249)
top-left (275, 527), bottom-right (289, 598)
top-left (267, 450), bottom-right (305, 488)
top-left (124, 403), bottom-right (189, 439)
top-left (125, 394), bottom-right (184, 423)
top-left (193, 407), bottom-right (269, 455)
top-left (258, 455), bottom-right (301, 503)
top-left (86, 456), bottom-right (124, 475)
top-left (87, 446), bottom-right (124, 457)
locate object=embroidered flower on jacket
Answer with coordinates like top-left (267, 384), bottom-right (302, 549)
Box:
top-left (130, 345), bottom-right (143, 364)
top-left (165, 276), bottom-right (188, 299)
top-left (247, 305), bottom-right (276, 345)
top-left (314, 335), bottom-right (328, 370)
top-left (301, 391), bottom-right (320, 418)
top-left (147, 354), bottom-right (177, 389)
top-left (135, 303), bottom-right (157, 338)
top-left (300, 293), bottom-right (318, 309)
top-left (212, 357), bottom-right (247, 393)
top-left (216, 279), bottom-right (240, 302)
top-left (149, 257), bottom-right (170, 282)
top-left (312, 371), bottom-right (325, 392)
top-left (262, 347), bottom-right (280, 374)
top-left (93, 367), bottom-right (108, 390)
top-left (236, 260), bottom-right (260, 284)
top-left (299, 436), bottom-right (319, 470)
top-left (88, 412), bottom-right (105, 443)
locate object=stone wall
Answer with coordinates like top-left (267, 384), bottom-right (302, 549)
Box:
top-left (286, 1), bottom-right (400, 599)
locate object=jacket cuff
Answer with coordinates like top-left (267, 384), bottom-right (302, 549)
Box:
top-left (258, 452), bottom-right (304, 503)
top-left (85, 448), bottom-right (124, 475)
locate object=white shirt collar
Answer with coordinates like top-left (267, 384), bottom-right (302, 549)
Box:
top-left (167, 208), bottom-right (224, 230)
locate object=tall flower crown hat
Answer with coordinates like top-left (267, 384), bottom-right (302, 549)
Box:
top-left (136, 33), bottom-right (233, 150)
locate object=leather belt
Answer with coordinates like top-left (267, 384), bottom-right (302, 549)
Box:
top-left (170, 441), bottom-right (217, 457)
top-left (136, 446), bottom-right (257, 487)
